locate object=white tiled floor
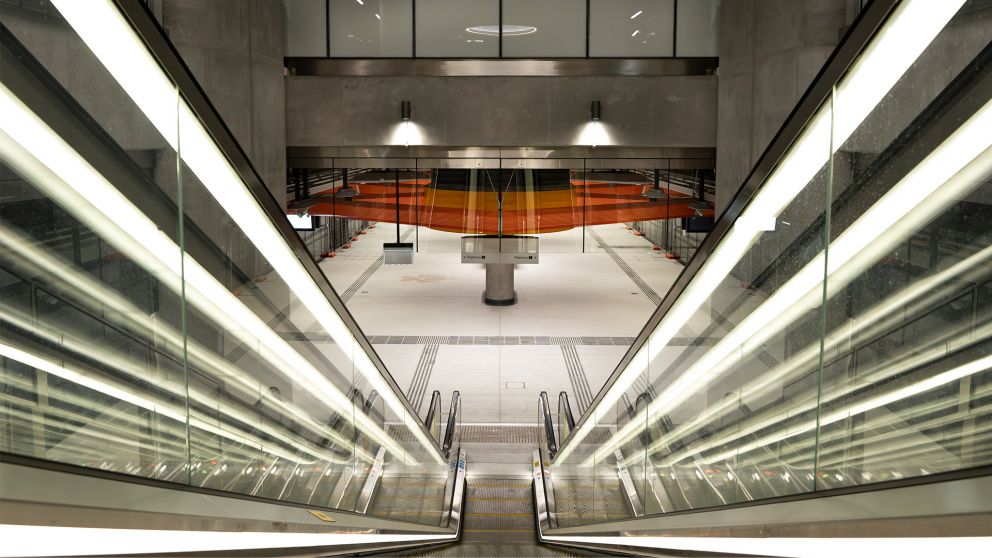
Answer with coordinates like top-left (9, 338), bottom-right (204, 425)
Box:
top-left (320, 223), bottom-right (684, 424)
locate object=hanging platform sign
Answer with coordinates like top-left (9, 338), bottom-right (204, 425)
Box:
top-left (461, 235), bottom-right (539, 264)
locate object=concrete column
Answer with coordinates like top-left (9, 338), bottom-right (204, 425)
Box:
top-left (715, 0), bottom-right (851, 214)
top-left (161, 0), bottom-right (286, 208)
top-left (484, 264), bottom-right (516, 306)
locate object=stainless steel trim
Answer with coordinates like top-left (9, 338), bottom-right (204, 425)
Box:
top-left (354, 448), bottom-right (386, 515)
top-left (614, 450), bottom-right (644, 518)
top-left (0, 461), bottom-right (452, 534)
top-left (287, 145), bottom-right (715, 162)
top-left (553, 0), bottom-right (902, 457)
top-left (542, 474), bottom-right (992, 538)
top-left (111, 1), bottom-right (446, 461)
top-left (542, 449), bottom-right (559, 529)
top-left (287, 58), bottom-right (718, 78)
top-left (439, 449), bottom-right (458, 527)
top-left (446, 448), bottom-right (467, 532)
top-left (533, 449), bottom-right (552, 536)
top-left (328, 461), bottom-right (356, 510)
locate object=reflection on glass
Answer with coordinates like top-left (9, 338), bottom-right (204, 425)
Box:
top-left (415, 0), bottom-right (499, 57)
top-left (0, 0), bottom-right (448, 526)
top-left (552, 0), bottom-right (992, 523)
top-left (589, 0), bottom-right (675, 57)
top-left (329, 0), bottom-right (413, 57)
top-left (501, 0), bottom-right (586, 58)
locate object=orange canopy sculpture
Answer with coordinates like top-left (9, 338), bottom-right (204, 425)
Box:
top-left (300, 179), bottom-right (712, 235)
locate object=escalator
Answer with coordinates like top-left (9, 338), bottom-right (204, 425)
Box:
top-left (528, 1), bottom-right (992, 555)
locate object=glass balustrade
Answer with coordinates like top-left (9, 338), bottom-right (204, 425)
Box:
top-left (0, 0), bottom-right (448, 526)
top-left (550, 0), bottom-right (992, 525)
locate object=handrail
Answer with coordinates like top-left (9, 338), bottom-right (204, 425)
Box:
top-left (441, 391), bottom-right (460, 458)
top-left (557, 391), bottom-right (575, 432)
top-left (552, 0), bottom-right (903, 462)
top-left (539, 391), bottom-right (557, 457)
top-left (111, 0), bottom-right (447, 462)
top-left (424, 389), bottom-right (442, 442)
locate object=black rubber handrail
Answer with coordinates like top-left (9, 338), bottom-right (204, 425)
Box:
top-left (539, 391), bottom-right (558, 457)
top-left (558, 391), bottom-right (575, 432)
top-left (441, 391), bottom-right (460, 458)
top-left (424, 390), bottom-right (442, 429)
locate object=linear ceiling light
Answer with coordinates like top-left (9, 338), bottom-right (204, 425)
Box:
top-left (0, 223), bottom-right (366, 461)
top-left (0, 85), bottom-right (410, 463)
top-left (579, 96), bottom-right (992, 467)
top-left (49, 0), bottom-right (443, 465)
top-left (554, 0), bottom-right (968, 463)
top-left (0, 525), bottom-right (452, 558)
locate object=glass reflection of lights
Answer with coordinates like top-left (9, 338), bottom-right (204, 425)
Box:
top-left (7, 0), bottom-right (448, 466)
top-left (465, 25), bottom-right (537, 36)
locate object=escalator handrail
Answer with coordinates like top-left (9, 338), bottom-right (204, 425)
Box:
top-left (424, 390), bottom-right (442, 432)
top-left (558, 391), bottom-right (576, 431)
top-left (539, 391), bottom-right (558, 457)
top-left (441, 390), bottom-right (460, 458)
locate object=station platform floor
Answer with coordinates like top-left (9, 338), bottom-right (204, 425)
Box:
top-left (319, 223), bottom-right (684, 424)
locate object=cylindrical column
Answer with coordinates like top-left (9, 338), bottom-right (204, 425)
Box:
top-left (484, 263), bottom-right (516, 306)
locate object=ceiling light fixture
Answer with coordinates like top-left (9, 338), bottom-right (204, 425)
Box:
top-left (631, 29), bottom-right (640, 37)
top-left (400, 100), bottom-right (413, 148)
top-left (466, 25), bottom-right (537, 36)
top-left (631, 10), bottom-right (643, 19)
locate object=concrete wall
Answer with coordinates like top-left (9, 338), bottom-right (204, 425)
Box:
top-left (715, 0), bottom-right (852, 214)
top-left (161, 0), bottom-right (287, 207)
top-left (286, 75), bottom-right (718, 149)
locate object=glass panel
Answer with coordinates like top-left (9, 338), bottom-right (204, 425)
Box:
top-left (1, 1), bottom-right (450, 524)
top-left (501, 0), bottom-right (586, 58)
top-left (552, 0), bottom-right (991, 526)
top-left (414, 0), bottom-right (499, 58)
top-left (329, 0), bottom-right (413, 57)
top-left (675, 0), bottom-right (720, 57)
top-left (284, 0), bottom-right (327, 57)
top-left (817, 4), bottom-right (992, 488)
top-left (589, 0), bottom-right (674, 57)
top-left (1, 4), bottom-right (186, 480)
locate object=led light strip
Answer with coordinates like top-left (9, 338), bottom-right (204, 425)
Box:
top-left (0, 525), bottom-right (453, 557)
top-left (48, 0), bottom-right (442, 465)
top-left (580, 95), bottom-right (992, 467)
top-left (0, 303), bottom-right (355, 465)
top-left (555, 0), bottom-right (970, 463)
top-left (0, 224), bottom-right (367, 460)
top-left (0, 341), bottom-right (340, 464)
top-left (0, 87), bottom-right (411, 463)
top-left (650, 290), bottom-right (992, 465)
top-left (543, 535), bottom-right (992, 558)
